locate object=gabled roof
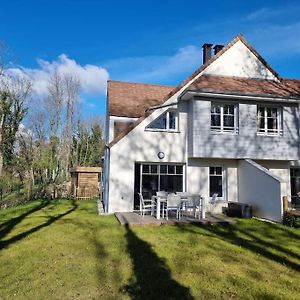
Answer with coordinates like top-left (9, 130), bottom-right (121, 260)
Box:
top-left (108, 34), bottom-right (296, 148)
top-left (108, 80), bottom-right (174, 118)
top-left (184, 75), bottom-right (300, 99)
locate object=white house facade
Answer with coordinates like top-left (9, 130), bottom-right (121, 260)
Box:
top-left (103, 34), bottom-right (300, 222)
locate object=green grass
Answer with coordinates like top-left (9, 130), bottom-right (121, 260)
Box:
top-left (1, 199), bottom-right (300, 300)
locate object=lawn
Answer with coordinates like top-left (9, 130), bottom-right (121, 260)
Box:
top-left (0, 199), bottom-right (300, 300)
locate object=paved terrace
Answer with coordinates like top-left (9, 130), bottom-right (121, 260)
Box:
top-left (115, 212), bottom-right (236, 226)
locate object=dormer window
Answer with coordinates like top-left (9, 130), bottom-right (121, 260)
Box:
top-left (146, 111), bottom-right (179, 131)
top-left (211, 102), bottom-right (238, 133)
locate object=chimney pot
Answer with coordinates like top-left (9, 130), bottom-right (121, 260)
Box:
top-left (213, 44), bottom-right (224, 55)
top-left (202, 43), bottom-right (213, 64)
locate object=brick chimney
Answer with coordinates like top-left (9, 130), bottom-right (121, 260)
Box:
top-left (202, 43), bottom-right (213, 64)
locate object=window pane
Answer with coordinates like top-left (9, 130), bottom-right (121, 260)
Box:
top-left (151, 165), bottom-right (157, 174)
top-left (147, 113), bottom-right (167, 129)
top-left (209, 176), bottom-right (223, 197)
top-left (160, 175), bottom-right (183, 193)
top-left (176, 165), bottom-right (183, 174)
top-left (267, 107), bottom-right (277, 118)
top-left (258, 107), bottom-right (264, 116)
top-left (160, 165), bottom-right (167, 174)
top-left (224, 105), bottom-right (234, 115)
top-left (224, 115), bottom-right (234, 128)
top-left (216, 167), bottom-right (222, 175)
top-left (293, 168), bottom-right (300, 177)
top-left (211, 115), bottom-right (221, 127)
top-left (142, 175), bottom-right (159, 199)
top-left (267, 118), bottom-right (277, 130)
top-left (209, 167), bottom-right (215, 175)
top-left (168, 165), bottom-right (175, 174)
top-left (168, 112), bottom-right (177, 130)
top-left (211, 104), bottom-right (221, 113)
top-left (142, 165), bottom-right (149, 173)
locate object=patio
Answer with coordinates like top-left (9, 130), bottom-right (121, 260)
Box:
top-left (115, 212), bottom-right (235, 226)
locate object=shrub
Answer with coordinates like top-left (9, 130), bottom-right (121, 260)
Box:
top-left (282, 211), bottom-right (300, 227)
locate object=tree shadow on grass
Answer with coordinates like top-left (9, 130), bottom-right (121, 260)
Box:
top-left (122, 224), bottom-right (193, 300)
top-left (0, 200), bottom-right (50, 240)
top-left (0, 199), bottom-right (78, 250)
top-left (178, 222), bottom-right (300, 273)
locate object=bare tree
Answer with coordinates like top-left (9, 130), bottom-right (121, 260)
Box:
top-left (61, 74), bottom-right (80, 175)
top-left (46, 72), bottom-right (64, 137)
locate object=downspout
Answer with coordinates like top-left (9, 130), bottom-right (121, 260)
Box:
top-left (103, 144), bottom-right (110, 213)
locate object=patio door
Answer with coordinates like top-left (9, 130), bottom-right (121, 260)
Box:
top-left (134, 163), bottom-right (184, 210)
top-left (209, 166), bottom-right (226, 199)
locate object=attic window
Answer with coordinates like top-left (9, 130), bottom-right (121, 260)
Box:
top-left (146, 111), bottom-right (178, 131)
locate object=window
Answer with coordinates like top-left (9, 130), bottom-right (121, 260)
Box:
top-left (290, 168), bottom-right (300, 197)
top-left (209, 167), bottom-right (224, 198)
top-left (257, 106), bottom-right (282, 135)
top-left (146, 111), bottom-right (178, 131)
top-left (140, 163), bottom-right (184, 199)
top-left (211, 103), bottom-right (238, 133)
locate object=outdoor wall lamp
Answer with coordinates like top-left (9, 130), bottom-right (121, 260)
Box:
top-left (158, 151), bottom-right (165, 159)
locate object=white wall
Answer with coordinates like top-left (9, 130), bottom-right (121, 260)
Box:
top-left (256, 160), bottom-right (291, 201)
top-left (108, 102), bottom-right (188, 213)
top-left (238, 159), bottom-right (283, 222)
top-left (203, 40), bottom-right (278, 80)
top-left (186, 158), bottom-right (238, 202)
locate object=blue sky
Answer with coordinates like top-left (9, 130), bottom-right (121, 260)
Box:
top-left (1, 0), bottom-right (300, 118)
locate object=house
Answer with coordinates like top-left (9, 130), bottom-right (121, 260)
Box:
top-left (103, 34), bottom-right (300, 222)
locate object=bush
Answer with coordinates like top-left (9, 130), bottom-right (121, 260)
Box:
top-left (282, 211), bottom-right (300, 227)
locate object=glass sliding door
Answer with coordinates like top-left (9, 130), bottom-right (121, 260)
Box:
top-left (141, 164), bottom-right (159, 200)
top-left (139, 163), bottom-right (184, 199)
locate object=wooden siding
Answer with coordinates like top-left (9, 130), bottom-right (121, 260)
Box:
top-left (71, 167), bottom-right (101, 199)
top-left (190, 98), bottom-right (300, 160)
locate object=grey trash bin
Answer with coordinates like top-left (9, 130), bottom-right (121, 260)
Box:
top-left (228, 202), bottom-right (252, 218)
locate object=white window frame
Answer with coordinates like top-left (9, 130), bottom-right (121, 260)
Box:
top-left (145, 110), bottom-right (179, 132)
top-left (257, 106), bottom-right (283, 136)
top-left (211, 102), bottom-right (238, 134)
top-left (139, 163), bottom-right (185, 195)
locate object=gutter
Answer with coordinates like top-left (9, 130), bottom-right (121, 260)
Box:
top-left (102, 144), bottom-right (110, 213)
top-left (179, 90), bottom-right (300, 103)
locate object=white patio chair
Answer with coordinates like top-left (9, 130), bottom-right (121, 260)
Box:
top-left (138, 193), bottom-right (156, 217)
top-left (181, 194), bottom-right (202, 219)
top-left (156, 191), bottom-right (168, 218)
top-left (209, 193), bottom-right (218, 212)
top-left (176, 192), bottom-right (188, 200)
top-left (165, 194), bottom-right (182, 220)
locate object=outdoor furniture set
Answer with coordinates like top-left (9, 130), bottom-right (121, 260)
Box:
top-left (138, 192), bottom-right (206, 220)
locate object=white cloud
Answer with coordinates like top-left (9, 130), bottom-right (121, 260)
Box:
top-left (7, 54), bottom-right (109, 95)
top-left (246, 4), bottom-right (300, 21)
top-left (105, 45), bottom-right (202, 83)
top-left (249, 22), bottom-right (300, 56)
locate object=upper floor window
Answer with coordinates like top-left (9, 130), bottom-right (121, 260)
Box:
top-left (146, 110), bottom-right (178, 131)
top-left (257, 106), bottom-right (282, 135)
top-left (211, 103), bottom-right (238, 133)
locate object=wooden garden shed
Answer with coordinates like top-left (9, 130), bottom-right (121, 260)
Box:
top-left (70, 166), bottom-right (102, 199)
